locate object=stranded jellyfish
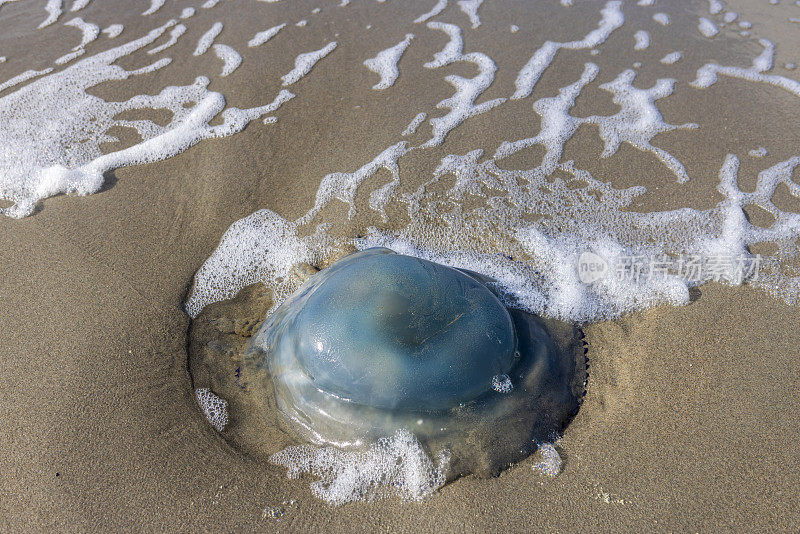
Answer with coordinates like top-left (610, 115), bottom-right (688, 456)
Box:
top-left (243, 248), bottom-right (587, 478)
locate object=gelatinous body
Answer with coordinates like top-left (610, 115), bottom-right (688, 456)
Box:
top-left (246, 248), bottom-right (586, 477)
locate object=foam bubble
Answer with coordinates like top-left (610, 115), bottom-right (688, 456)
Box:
top-left (281, 42), bottom-right (337, 86)
top-left (691, 39), bottom-right (800, 98)
top-left (532, 443), bottom-right (562, 477)
top-left (363, 33), bottom-right (414, 90)
top-left (634, 30), bottom-right (650, 50)
top-left (724, 12), bottom-right (738, 23)
top-left (61, 18), bottom-right (103, 63)
top-left (660, 51), bottom-right (682, 64)
top-left (102, 24), bottom-right (123, 39)
top-left (299, 142), bottom-right (409, 223)
top-left (749, 147), bottom-right (768, 158)
top-left (212, 44), bottom-right (242, 77)
top-left (414, 0), bottom-right (448, 23)
top-left (194, 22), bottom-right (223, 56)
top-left (402, 112), bottom-right (427, 136)
top-left (180, 7), bottom-right (195, 19)
top-left (270, 429), bottom-right (449, 505)
top-left (195, 388), bottom-right (228, 431)
top-left (147, 23), bottom-right (186, 55)
top-left (0, 24), bottom-right (294, 218)
top-left (0, 68), bottom-right (53, 94)
top-left (142, 0), bottom-right (165, 16)
top-left (70, 0), bottom-right (90, 12)
top-left (491, 374), bottom-right (513, 393)
top-left (698, 17), bottom-right (719, 37)
top-left (512, 1), bottom-right (624, 100)
top-left (38, 0), bottom-right (62, 29)
top-left (422, 22), bottom-right (505, 146)
top-left (248, 23), bottom-right (285, 48)
top-left (457, 0), bottom-right (482, 29)
top-left (653, 12), bottom-right (670, 25)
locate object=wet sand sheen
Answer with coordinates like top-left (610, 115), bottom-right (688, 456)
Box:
top-left (1, 0), bottom-right (799, 530)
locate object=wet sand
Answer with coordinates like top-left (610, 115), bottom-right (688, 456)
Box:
top-left (1, 0), bottom-right (799, 530)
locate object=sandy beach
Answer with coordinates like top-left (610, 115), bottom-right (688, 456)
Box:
top-left (1, 0), bottom-right (799, 530)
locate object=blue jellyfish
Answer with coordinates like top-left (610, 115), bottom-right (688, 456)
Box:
top-left (245, 248), bottom-right (586, 477)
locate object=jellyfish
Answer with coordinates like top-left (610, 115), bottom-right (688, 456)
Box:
top-left (241, 248), bottom-right (587, 478)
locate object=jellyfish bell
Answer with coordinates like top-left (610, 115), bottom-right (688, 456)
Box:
top-left (244, 248), bottom-right (587, 478)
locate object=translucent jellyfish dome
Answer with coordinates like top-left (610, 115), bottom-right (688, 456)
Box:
top-left (246, 248), bottom-right (586, 477)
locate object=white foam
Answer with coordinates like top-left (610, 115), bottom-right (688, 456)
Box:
top-left (212, 44), bottom-right (242, 77)
top-left (414, 0), bottom-right (447, 23)
top-left (708, 0), bottom-right (723, 15)
top-left (512, 1), bottom-right (624, 100)
top-left (698, 17), bottom-right (719, 37)
top-left (70, 0), bottom-right (90, 11)
top-left (185, 209), bottom-right (325, 318)
top-left (194, 22), bottom-right (223, 56)
top-left (402, 112), bottom-right (427, 136)
top-left (195, 388), bottom-right (228, 431)
top-left (55, 49), bottom-right (85, 65)
top-left (501, 64), bottom-right (696, 182)
top-left (590, 70), bottom-right (698, 182)
top-left (142, 0), bottom-right (165, 16)
top-left (0, 24), bottom-right (294, 218)
top-left (510, 24), bottom-right (519, 33)
top-left (299, 142), bottom-right (409, 223)
top-left (271, 429), bottom-right (449, 505)
top-left (64, 17), bottom-right (100, 51)
top-left (295, 19), bottom-right (307, 27)
top-left (147, 24), bottom-right (185, 55)
top-left (660, 51), bottom-right (682, 64)
top-left (281, 41), bottom-right (337, 86)
top-left (0, 57), bottom-right (5, 63)
top-left (749, 147), bottom-right (768, 158)
top-left (248, 23), bottom-right (285, 48)
top-left (532, 443), bottom-right (562, 477)
top-left (495, 62), bottom-right (599, 165)
top-left (102, 24), bottom-right (123, 39)
top-left (724, 11), bottom-right (738, 23)
top-left (652, 12), bottom-right (670, 25)
top-left (38, 0), bottom-right (62, 29)
top-left (457, 0), bottom-right (482, 29)
top-left (363, 34), bottom-right (414, 90)
top-left (634, 30), bottom-right (650, 50)
top-left (637, 0), bottom-right (654, 5)
top-left (422, 22), bottom-right (505, 146)
top-left (491, 374), bottom-right (513, 393)
top-left (202, 0), bottom-right (221, 8)
top-left (738, 20), bottom-right (752, 29)
top-left (0, 68), bottom-right (53, 94)
top-left (180, 7), bottom-right (195, 19)
top-left (692, 39), bottom-right (800, 98)
top-left (560, 0), bottom-right (573, 6)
